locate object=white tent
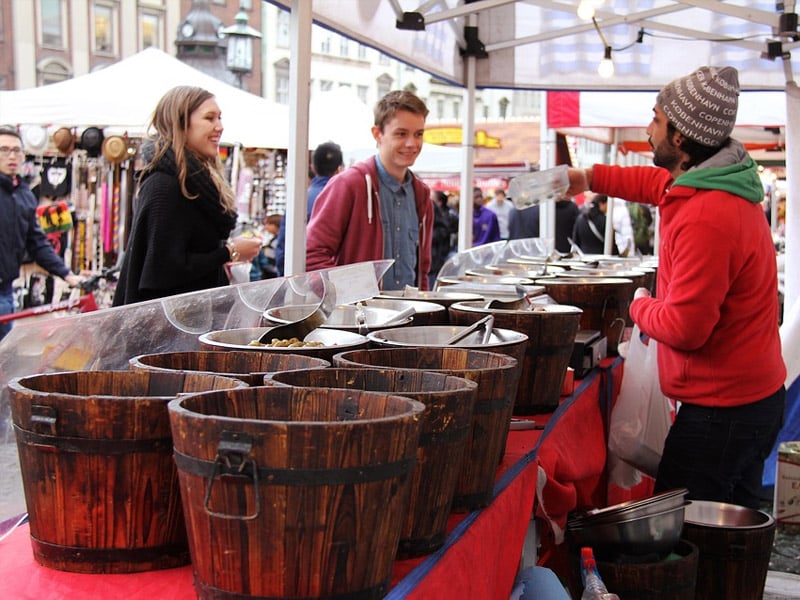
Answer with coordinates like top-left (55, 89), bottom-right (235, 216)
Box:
top-left (0, 48), bottom-right (290, 149)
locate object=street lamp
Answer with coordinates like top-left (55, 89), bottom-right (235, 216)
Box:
top-left (220, 7), bottom-right (262, 89)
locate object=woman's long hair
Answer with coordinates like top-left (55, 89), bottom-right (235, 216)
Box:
top-left (143, 86), bottom-right (236, 214)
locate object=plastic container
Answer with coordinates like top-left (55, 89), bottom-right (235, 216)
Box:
top-left (508, 165), bottom-right (569, 210)
top-left (580, 547), bottom-right (620, 600)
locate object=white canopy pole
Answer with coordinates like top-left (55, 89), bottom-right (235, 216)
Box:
top-left (603, 129), bottom-right (619, 255)
top-left (457, 15), bottom-right (477, 253)
top-left (783, 78), bottom-right (799, 315)
top-left (284, 0), bottom-right (312, 276)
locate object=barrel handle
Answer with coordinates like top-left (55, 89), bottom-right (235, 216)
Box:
top-left (30, 405), bottom-right (57, 435)
top-left (610, 317), bottom-right (627, 348)
top-left (204, 431), bottom-right (261, 520)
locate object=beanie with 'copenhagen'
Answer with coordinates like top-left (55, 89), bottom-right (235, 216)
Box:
top-left (656, 66), bottom-right (739, 148)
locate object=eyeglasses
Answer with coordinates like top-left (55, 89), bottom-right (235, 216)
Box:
top-left (0, 146), bottom-right (24, 157)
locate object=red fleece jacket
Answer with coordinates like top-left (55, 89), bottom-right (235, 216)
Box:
top-left (306, 157), bottom-right (433, 290)
top-left (592, 164), bottom-right (785, 407)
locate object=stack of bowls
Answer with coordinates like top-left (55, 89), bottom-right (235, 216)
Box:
top-left (566, 488), bottom-right (688, 560)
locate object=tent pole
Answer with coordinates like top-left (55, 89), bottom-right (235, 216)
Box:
top-left (284, 0), bottom-right (312, 276)
top-left (783, 78), bottom-right (799, 318)
top-left (457, 14), bottom-right (477, 254)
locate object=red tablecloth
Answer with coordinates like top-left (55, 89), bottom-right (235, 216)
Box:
top-left (0, 361), bottom-right (622, 599)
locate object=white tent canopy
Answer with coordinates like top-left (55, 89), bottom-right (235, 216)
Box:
top-left (0, 48), bottom-right (290, 149)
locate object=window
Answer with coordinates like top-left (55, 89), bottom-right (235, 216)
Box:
top-left (437, 99), bottom-right (444, 120)
top-left (275, 58), bottom-right (289, 104)
top-left (320, 79), bottom-right (333, 92)
top-left (357, 45), bottom-right (367, 60)
top-left (357, 85), bottom-right (368, 104)
top-left (40, 0), bottom-right (65, 48)
top-left (93, 2), bottom-right (116, 54)
top-left (140, 11), bottom-right (162, 50)
top-left (379, 53), bottom-right (390, 66)
top-left (339, 37), bottom-right (349, 57)
top-left (320, 36), bottom-right (331, 54)
top-left (37, 57), bottom-right (71, 86)
top-left (376, 74), bottom-right (392, 99)
top-left (452, 101), bottom-right (460, 120)
top-left (276, 10), bottom-right (289, 48)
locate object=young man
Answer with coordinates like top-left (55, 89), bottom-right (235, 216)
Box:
top-left (306, 91), bottom-right (432, 290)
top-left (566, 66), bottom-right (786, 508)
top-left (485, 188), bottom-right (516, 240)
top-left (0, 128), bottom-right (83, 340)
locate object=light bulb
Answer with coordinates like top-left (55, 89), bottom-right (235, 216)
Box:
top-left (577, 0), bottom-right (595, 20)
top-left (598, 47), bottom-right (614, 78)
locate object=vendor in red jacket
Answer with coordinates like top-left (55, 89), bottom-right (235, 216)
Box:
top-left (306, 90), bottom-right (433, 290)
top-left (566, 66), bottom-right (786, 509)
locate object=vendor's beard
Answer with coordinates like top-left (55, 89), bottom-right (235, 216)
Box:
top-left (651, 137), bottom-right (682, 172)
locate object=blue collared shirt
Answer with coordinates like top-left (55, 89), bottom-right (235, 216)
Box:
top-left (375, 157), bottom-right (419, 290)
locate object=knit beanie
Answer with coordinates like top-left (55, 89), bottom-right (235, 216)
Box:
top-left (656, 66), bottom-right (739, 148)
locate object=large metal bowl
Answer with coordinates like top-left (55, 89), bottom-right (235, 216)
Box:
top-left (569, 488), bottom-right (688, 527)
top-left (367, 324), bottom-right (528, 352)
top-left (567, 503), bottom-right (687, 560)
top-left (684, 500), bottom-right (776, 529)
top-left (376, 290), bottom-right (484, 309)
top-left (264, 303), bottom-right (412, 332)
top-left (361, 298), bottom-right (447, 325)
top-left (198, 327), bottom-right (368, 362)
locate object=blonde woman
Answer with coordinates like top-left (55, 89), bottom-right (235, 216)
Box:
top-left (113, 86), bottom-right (260, 305)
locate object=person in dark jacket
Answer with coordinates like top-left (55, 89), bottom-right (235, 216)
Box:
top-left (275, 141), bottom-right (343, 276)
top-left (113, 87), bottom-right (262, 306)
top-left (571, 194), bottom-right (612, 254)
top-left (0, 128), bottom-right (83, 340)
top-left (428, 190), bottom-right (457, 287)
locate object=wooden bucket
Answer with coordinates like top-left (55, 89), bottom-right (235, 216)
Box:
top-left (168, 386), bottom-right (424, 600)
top-left (129, 350), bottom-right (330, 385)
top-left (333, 347), bottom-right (521, 512)
top-left (265, 367), bottom-right (477, 557)
top-left (681, 501), bottom-right (776, 600)
top-left (449, 302), bottom-right (582, 414)
top-left (595, 539), bottom-right (699, 600)
top-left (7, 370), bottom-right (247, 573)
top-left (535, 277), bottom-right (634, 355)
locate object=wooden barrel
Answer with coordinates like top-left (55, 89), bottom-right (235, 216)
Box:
top-left (535, 277), bottom-right (634, 355)
top-left (7, 370), bottom-right (247, 573)
top-left (129, 350), bottom-right (330, 385)
top-left (681, 501), bottom-right (776, 600)
top-left (168, 386), bottom-right (424, 600)
top-left (333, 347), bottom-right (521, 512)
top-left (449, 302), bottom-right (582, 414)
top-left (265, 367), bottom-right (477, 558)
top-left (596, 539), bottom-right (699, 600)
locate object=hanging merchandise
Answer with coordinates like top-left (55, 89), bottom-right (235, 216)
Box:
top-left (22, 125), bottom-right (49, 156)
top-left (40, 158), bottom-right (72, 198)
top-left (102, 136), bottom-right (128, 164)
top-left (52, 127), bottom-right (77, 156)
top-left (80, 127), bottom-right (105, 158)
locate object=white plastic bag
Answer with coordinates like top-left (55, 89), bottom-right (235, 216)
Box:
top-left (608, 324), bottom-right (674, 487)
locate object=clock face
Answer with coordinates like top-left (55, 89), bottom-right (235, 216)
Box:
top-left (181, 22), bottom-right (194, 38)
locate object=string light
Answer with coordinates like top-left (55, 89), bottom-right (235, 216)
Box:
top-left (591, 17), bottom-right (614, 78)
top-left (577, 0), bottom-right (596, 21)
top-left (598, 46), bottom-right (614, 78)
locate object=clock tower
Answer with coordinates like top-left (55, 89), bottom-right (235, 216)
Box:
top-left (175, 0), bottom-right (237, 87)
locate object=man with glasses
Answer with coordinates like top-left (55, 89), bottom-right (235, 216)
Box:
top-left (0, 127), bottom-right (83, 341)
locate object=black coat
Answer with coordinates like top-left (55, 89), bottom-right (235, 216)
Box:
top-left (112, 147), bottom-right (237, 306)
top-left (0, 173), bottom-right (69, 290)
top-left (572, 203), bottom-right (608, 254)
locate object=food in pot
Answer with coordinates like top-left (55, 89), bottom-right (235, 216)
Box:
top-left (247, 337), bottom-right (325, 348)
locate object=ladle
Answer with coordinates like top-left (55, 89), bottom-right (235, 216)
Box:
top-left (257, 285), bottom-right (335, 344)
top-left (445, 314), bottom-right (494, 345)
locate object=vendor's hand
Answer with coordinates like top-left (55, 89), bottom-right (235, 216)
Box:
top-left (64, 273), bottom-right (85, 288)
top-left (229, 235), bottom-right (263, 263)
top-left (633, 286), bottom-right (652, 301)
top-left (566, 167), bottom-right (591, 196)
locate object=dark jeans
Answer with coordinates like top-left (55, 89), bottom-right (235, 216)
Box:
top-left (654, 386), bottom-right (786, 509)
top-left (0, 288), bottom-right (14, 341)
